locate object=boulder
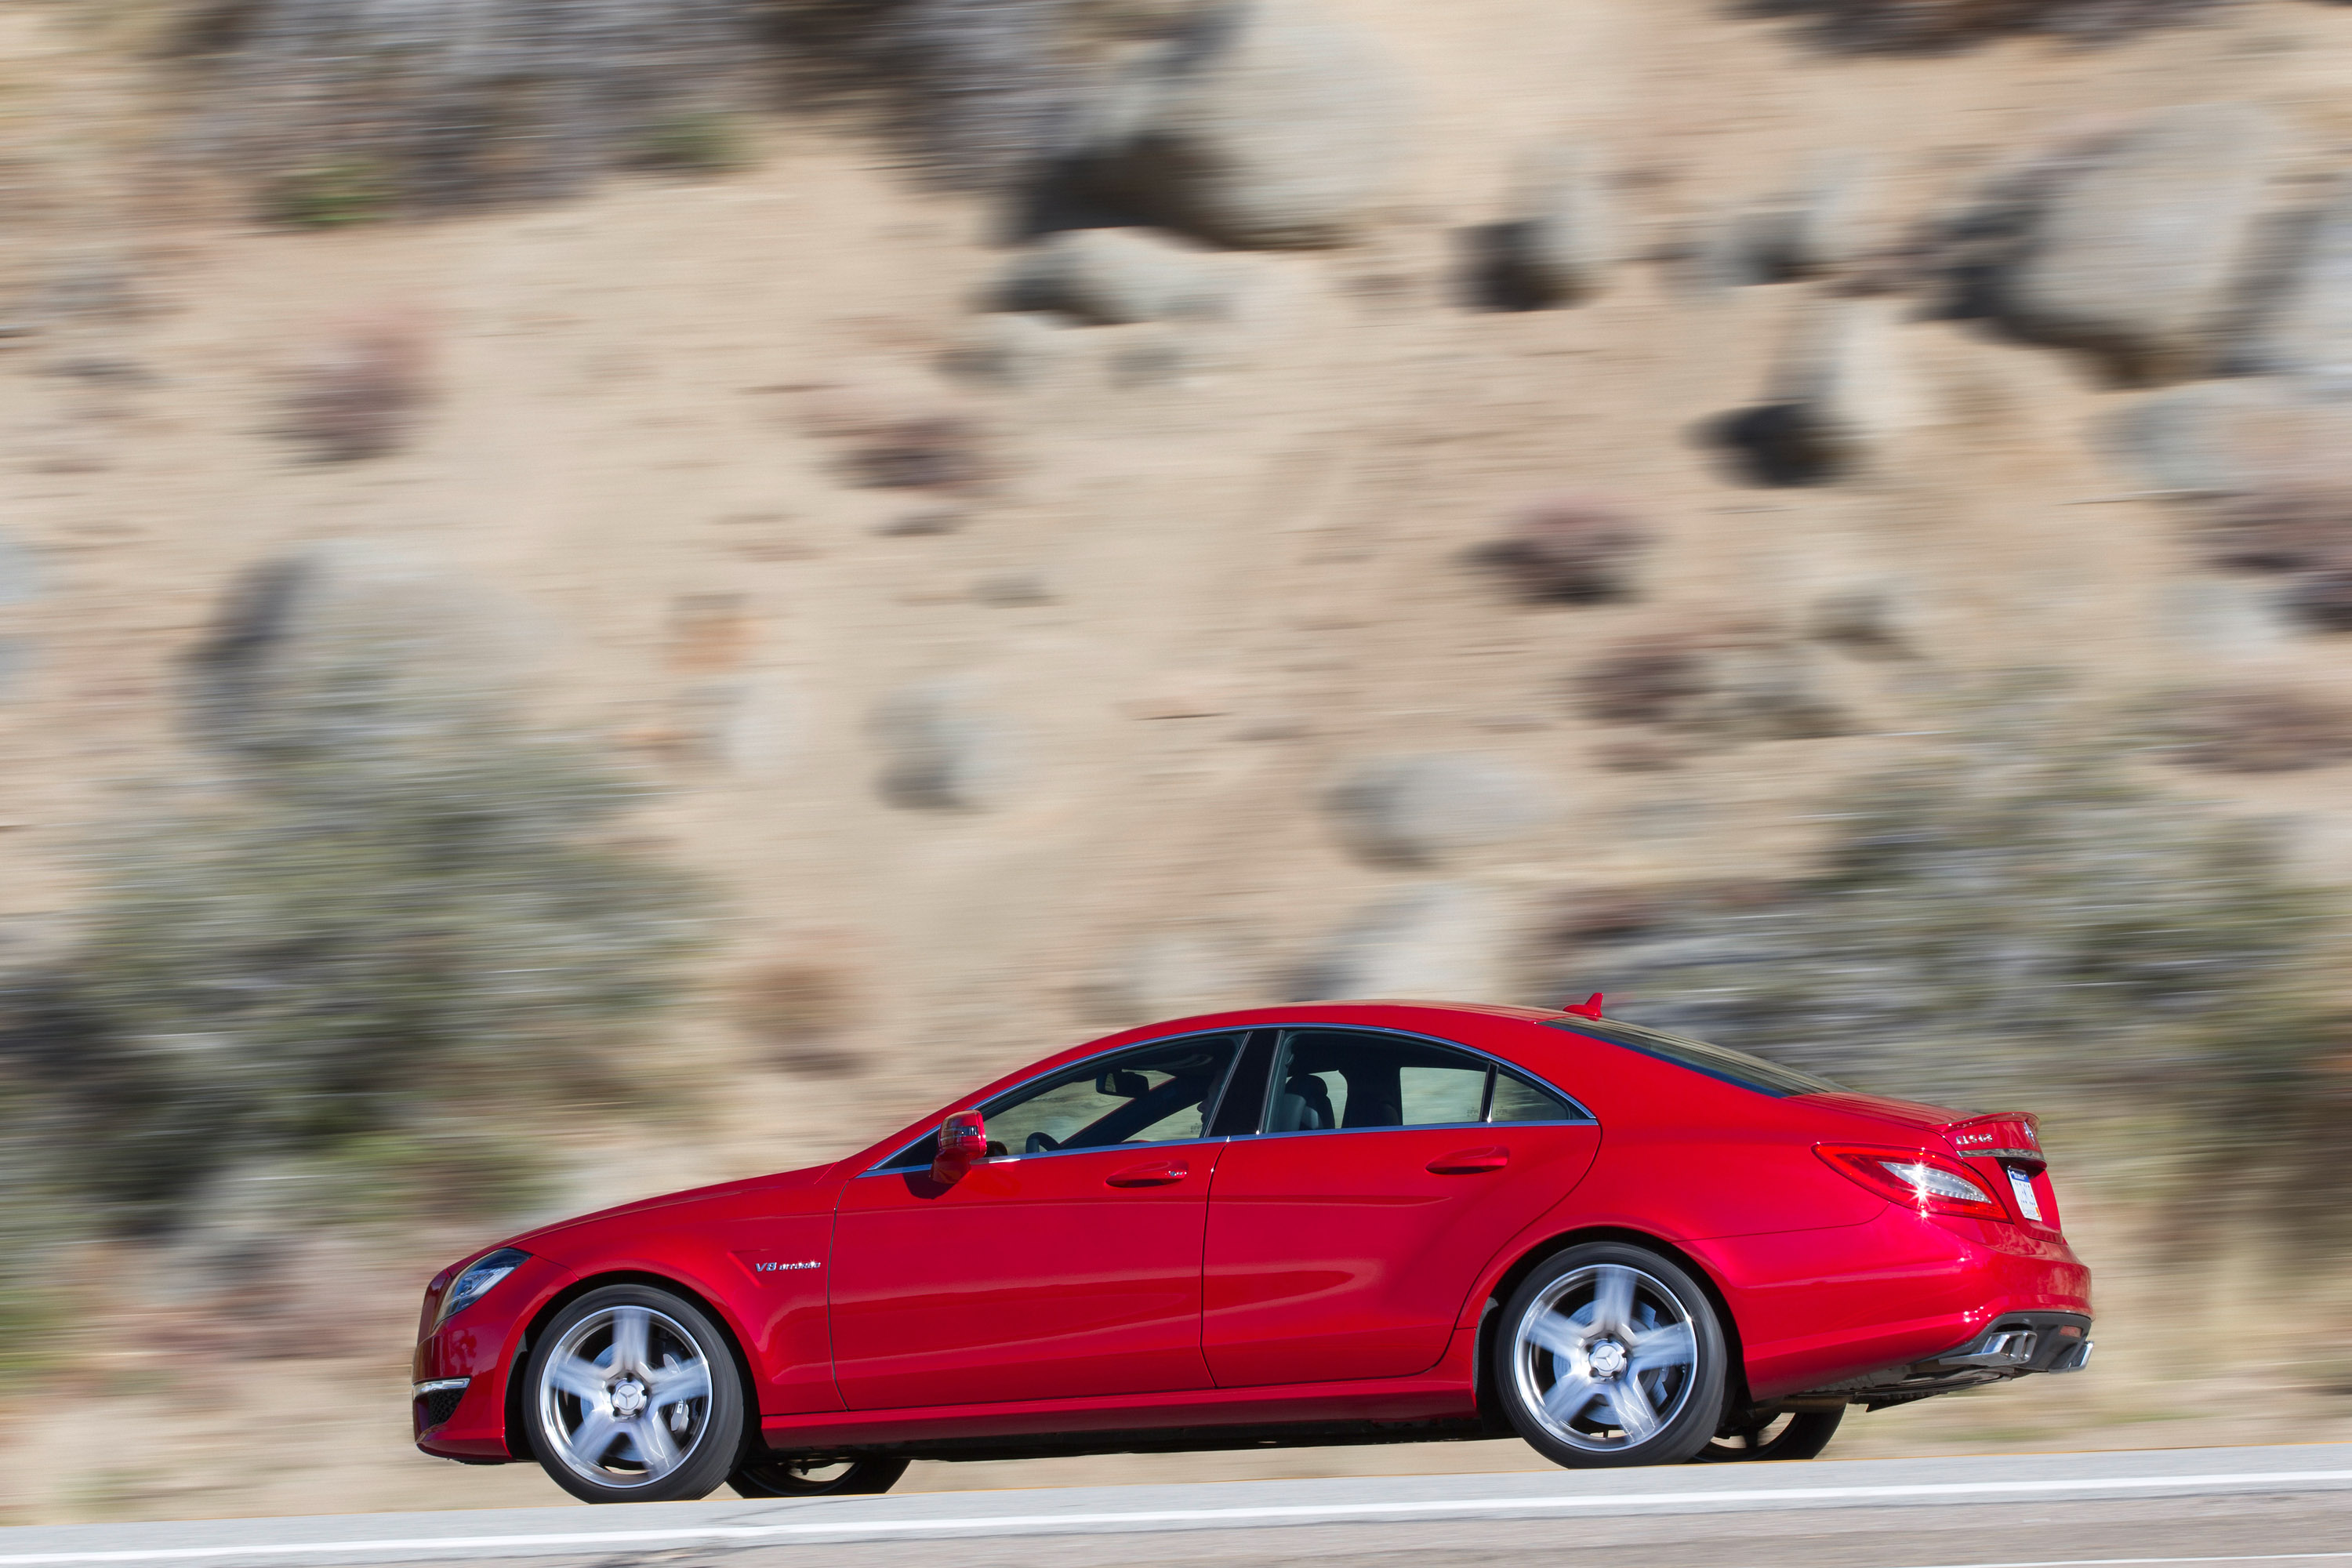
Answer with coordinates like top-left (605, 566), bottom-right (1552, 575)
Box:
top-left (1325, 753), bottom-right (1556, 869)
top-left (1486, 147), bottom-right (1618, 307)
top-left (2238, 179), bottom-right (2352, 387)
top-left (1740, 151), bottom-right (1876, 281)
top-left (184, 541), bottom-right (517, 755)
top-left (996, 227), bottom-right (1230, 325)
top-left (943, 311), bottom-right (1084, 388)
top-left (1996, 103), bottom-right (2280, 383)
top-left (2099, 378), bottom-right (2292, 499)
top-left (1290, 883), bottom-right (1512, 1002)
top-left (1073, 0), bottom-right (1412, 249)
top-left (1722, 295), bottom-right (1929, 484)
top-left (869, 680), bottom-right (1018, 811)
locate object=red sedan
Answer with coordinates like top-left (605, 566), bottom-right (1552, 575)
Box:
top-left (412, 1000), bottom-right (2092, 1502)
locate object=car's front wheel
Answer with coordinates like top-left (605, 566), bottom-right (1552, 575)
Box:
top-left (523, 1284), bottom-right (745, 1504)
top-left (729, 1456), bottom-right (910, 1497)
top-left (1494, 1243), bottom-right (1730, 1468)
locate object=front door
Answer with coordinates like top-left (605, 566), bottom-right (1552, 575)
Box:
top-left (829, 1031), bottom-right (1247, 1410)
top-left (1203, 1027), bottom-right (1601, 1387)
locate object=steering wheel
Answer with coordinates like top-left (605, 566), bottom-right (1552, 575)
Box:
top-left (1025, 1131), bottom-right (1062, 1154)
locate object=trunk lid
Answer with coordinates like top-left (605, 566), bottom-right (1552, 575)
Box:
top-left (1797, 1094), bottom-right (2062, 1232)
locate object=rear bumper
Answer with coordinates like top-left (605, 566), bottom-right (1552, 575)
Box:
top-left (1796, 1309), bottom-right (2094, 1409)
top-left (1703, 1203), bottom-right (2092, 1404)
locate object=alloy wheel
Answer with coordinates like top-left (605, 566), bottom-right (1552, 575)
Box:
top-left (536, 1304), bottom-right (717, 1490)
top-left (1510, 1262), bottom-right (1700, 1454)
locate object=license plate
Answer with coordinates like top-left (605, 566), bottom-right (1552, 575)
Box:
top-left (2007, 1165), bottom-right (2044, 1222)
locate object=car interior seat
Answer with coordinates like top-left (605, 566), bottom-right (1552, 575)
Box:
top-left (1270, 1072), bottom-right (1337, 1133)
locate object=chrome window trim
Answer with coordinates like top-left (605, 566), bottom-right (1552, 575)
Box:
top-left (860, 1028), bottom-right (1254, 1176)
top-left (861, 1022), bottom-right (1598, 1175)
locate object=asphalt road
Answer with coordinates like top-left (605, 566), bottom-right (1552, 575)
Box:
top-left (2, 1443), bottom-right (2346, 1568)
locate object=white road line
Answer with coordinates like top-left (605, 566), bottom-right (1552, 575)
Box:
top-left (1906, 1557), bottom-right (2352, 1568)
top-left (3, 1470), bottom-right (2348, 1566)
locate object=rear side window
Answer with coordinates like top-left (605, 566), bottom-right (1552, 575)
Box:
top-left (1488, 1070), bottom-right (1576, 1123)
top-left (1545, 1018), bottom-right (1840, 1098)
top-left (1264, 1029), bottom-right (1592, 1132)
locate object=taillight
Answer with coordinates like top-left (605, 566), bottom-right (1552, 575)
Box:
top-left (1817, 1145), bottom-right (2011, 1221)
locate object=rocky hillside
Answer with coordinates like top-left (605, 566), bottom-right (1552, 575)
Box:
top-left (3, 0), bottom-right (2352, 1522)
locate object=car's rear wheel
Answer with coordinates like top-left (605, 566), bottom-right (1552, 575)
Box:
top-left (523, 1284), bottom-right (745, 1504)
top-left (1697, 1407), bottom-right (1843, 1461)
top-left (1494, 1243), bottom-right (1729, 1468)
top-left (729, 1456), bottom-right (910, 1497)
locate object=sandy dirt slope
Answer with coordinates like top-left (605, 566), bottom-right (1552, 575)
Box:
top-left (3, 0), bottom-right (2352, 1523)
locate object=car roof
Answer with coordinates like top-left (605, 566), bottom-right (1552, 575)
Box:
top-left (829, 1000), bottom-right (1577, 1177)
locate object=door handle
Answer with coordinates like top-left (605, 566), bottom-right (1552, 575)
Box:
top-left (1427, 1146), bottom-right (1508, 1175)
top-left (1106, 1159), bottom-right (1189, 1188)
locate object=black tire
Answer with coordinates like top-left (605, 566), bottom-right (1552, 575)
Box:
top-left (1697, 1407), bottom-right (1843, 1462)
top-left (521, 1283), bottom-right (747, 1504)
top-left (1492, 1243), bottom-right (1730, 1468)
top-left (729, 1456), bottom-right (910, 1498)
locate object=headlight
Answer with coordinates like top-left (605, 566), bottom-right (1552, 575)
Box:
top-left (437, 1247), bottom-right (528, 1326)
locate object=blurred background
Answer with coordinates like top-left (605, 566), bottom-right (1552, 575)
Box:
top-left (3, 0), bottom-right (2352, 1525)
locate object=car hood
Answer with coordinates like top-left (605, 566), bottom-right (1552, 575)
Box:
top-left (507, 1161), bottom-right (833, 1248)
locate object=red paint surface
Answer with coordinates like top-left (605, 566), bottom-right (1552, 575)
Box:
top-left (412, 1001), bottom-right (2092, 1465)
top-left (831, 1143), bottom-right (1221, 1408)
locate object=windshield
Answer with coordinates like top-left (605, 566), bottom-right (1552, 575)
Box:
top-left (1544, 1018), bottom-right (1843, 1098)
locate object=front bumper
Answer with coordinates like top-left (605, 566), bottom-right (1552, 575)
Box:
top-left (411, 1251), bottom-right (579, 1461)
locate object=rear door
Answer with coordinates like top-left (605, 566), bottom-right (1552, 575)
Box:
top-left (1202, 1027), bottom-right (1601, 1387)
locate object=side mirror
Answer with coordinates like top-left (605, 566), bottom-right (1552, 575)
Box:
top-left (931, 1111), bottom-right (987, 1184)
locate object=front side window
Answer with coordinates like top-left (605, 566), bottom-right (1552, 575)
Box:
top-left (880, 1033), bottom-right (1246, 1169)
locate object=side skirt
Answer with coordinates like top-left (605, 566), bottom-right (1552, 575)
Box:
top-left (758, 1327), bottom-right (1483, 1459)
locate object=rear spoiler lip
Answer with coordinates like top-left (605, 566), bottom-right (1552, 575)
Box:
top-left (1946, 1110), bottom-right (2047, 1171)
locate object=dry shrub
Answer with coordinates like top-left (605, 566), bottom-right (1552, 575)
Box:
top-left (2200, 484), bottom-right (2352, 573)
top-left (280, 311), bottom-right (433, 462)
top-left (183, 0), bottom-right (1156, 209)
top-left (1579, 634), bottom-right (1719, 725)
top-left (2287, 564), bottom-right (2352, 633)
top-left (778, 0), bottom-right (1205, 184)
top-left (183, 0), bottom-right (767, 216)
top-left (1475, 494), bottom-right (1653, 604)
top-left (802, 383), bottom-right (995, 492)
top-left (734, 950), bottom-right (866, 1075)
top-left (1566, 688), bottom-right (2351, 1243)
top-left (846, 413), bottom-right (993, 491)
top-left (2159, 686), bottom-right (2352, 773)
top-left (2, 622), bottom-right (704, 1234)
top-left (1577, 628), bottom-right (1844, 740)
top-left (1794, 0), bottom-right (2226, 50)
